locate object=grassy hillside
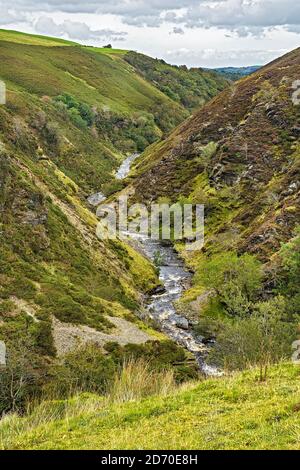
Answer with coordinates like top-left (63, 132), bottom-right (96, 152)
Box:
top-left (124, 51), bottom-right (228, 111)
top-left (1, 363), bottom-right (300, 450)
top-left (0, 145), bottom-right (160, 341)
top-left (0, 29), bottom-right (78, 46)
top-left (0, 32), bottom-right (180, 194)
top-left (0, 29), bottom-right (206, 334)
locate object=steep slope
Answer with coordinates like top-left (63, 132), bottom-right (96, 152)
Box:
top-left (0, 40), bottom-right (179, 194)
top-left (124, 51), bottom-right (228, 112)
top-left (0, 146), bottom-right (159, 352)
top-left (130, 48), bottom-right (300, 261)
top-left (2, 363), bottom-right (300, 450)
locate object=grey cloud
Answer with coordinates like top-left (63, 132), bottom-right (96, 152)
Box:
top-left (183, 0), bottom-right (300, 36)
top-left (172, 27), bottom-right (184, 35)
top-left (1, 1), bottom-right (300, 36)
top-left (0, 1), bottom-right (203, 27)
top-left (35, 16), bottom-right (127, 41)
top-left (285, 24), bottom-right (300, 34)
top-left (0, 7), bottom-right (25, 24)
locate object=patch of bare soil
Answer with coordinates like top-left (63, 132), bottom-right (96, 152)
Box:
top-left (52, 316), bottom-right (154, 356)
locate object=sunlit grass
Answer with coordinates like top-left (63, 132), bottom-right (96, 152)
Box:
top-left (1, 363), bottom-right (300, 450)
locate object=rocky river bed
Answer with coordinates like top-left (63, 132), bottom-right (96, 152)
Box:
top-left (89, 153), bottom-right (219, 375)
top-left (124, 231), bottom-right (219, 375)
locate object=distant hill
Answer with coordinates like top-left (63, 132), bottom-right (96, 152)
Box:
top-left (0, 30), bottom-right (229, 192)
top-left (125, 52), bottom-right (228, 111)
top-left (211, 65), bottom-right (261, 81)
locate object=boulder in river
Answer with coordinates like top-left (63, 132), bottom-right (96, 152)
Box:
top-left (148, 285), bottom-right (166, 296)
top-left (169, 314), bottom-right (189, 330)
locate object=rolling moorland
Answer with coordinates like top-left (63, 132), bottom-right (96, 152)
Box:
top-left (0, 30), bottom-right (299, 450)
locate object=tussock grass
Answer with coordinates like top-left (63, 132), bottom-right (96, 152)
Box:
top-left (108, 358), bottom-right (176, 403)
top-left (0, 359), bottom-right (177, 449)
top-left (1, 363), bottom-right (300, 450)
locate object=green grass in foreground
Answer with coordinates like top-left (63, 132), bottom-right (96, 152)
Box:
top-left (1, 363), bottom-right (300, 450)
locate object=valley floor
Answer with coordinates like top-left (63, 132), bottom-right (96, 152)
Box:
top-left (1, 363), bottom-right (300, 450)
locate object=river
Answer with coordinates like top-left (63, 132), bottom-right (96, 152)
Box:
top-left (89, 153), bottom-right (219, 375)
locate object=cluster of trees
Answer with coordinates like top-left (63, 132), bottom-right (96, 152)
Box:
top-left (195, 229), bottom-right (300, 380)
top-left (54, 93), bottom-right (94, 129)
top-left (124, 52), bottom-right (228, 112)
top-left (53, 93), bottom-right (176, 152)
top-left (94, 108), bottom-right (161, 153)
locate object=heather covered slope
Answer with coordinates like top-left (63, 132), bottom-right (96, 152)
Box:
top-left (131, 48), bottom-right (300, 260)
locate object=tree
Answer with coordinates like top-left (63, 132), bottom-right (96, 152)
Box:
top-left (279, 226), bottom-right (300, 316)
top-left (44, 344), bottom-right (116, 398)
top-left (68, 108), bottom-right (87, 129)
top-left (0, 335), bottom-right (46, 415)
top-left (208, 296), bottom-right (296, 381)
top-left (78, 103), bottom-right (94, 126)
top-left (201, 252), bottom-right (263, 316)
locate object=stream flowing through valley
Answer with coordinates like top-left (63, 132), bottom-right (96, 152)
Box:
top-left (90, 153), bottom-right (218, 375)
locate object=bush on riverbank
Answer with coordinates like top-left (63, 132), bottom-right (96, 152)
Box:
top-left (0, 338), bottom-right (198, 416)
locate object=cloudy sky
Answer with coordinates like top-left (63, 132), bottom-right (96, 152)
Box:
top-left (1, 0), bottom-right (300, 67)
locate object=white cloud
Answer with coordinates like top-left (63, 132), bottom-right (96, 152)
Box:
top-left (0, 7), bottom-right (25, 24)
top-left (0, 1), bottom-right (299, 67)
top-left (165, 47), bottom-right (288, 67)
top-left (0, 1), bottom-right (198, 27)
top-left (181, 0), bottom-right (300, 36)
top-left (34, 16), bottom-right (127, 41)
